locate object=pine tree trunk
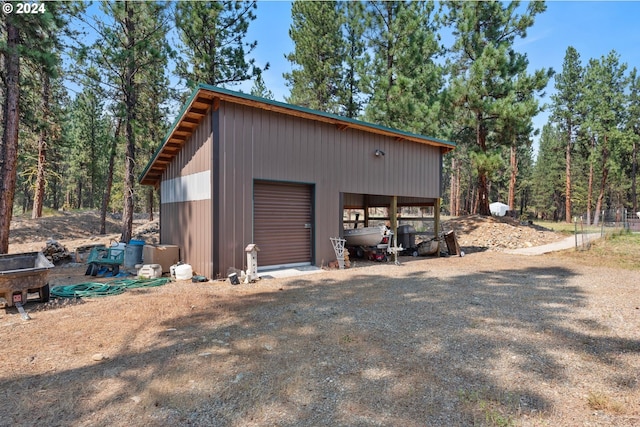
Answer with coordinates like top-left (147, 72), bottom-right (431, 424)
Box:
top-left (120, 3), bottom-right (137, 243)
top-left (449, 157), bottom-right (458, 216)
top-left (476, 112), bottom-right (491, 215)
top-left (586, 136), bottom-right (595, 226)
top-left (0, 22), bottom-right (21, 253)
top-left (593, 136), bottom-right (610, 227)
top-left (508, 143), bottom-right (517, 210)
top-left (100, 119), bottom-right (120, 235)
top-left (32, 73), bottom-right (50, 219)
top-left (147, 188), bottom-right (154, 222)
top-left (565, 132), bottom-right (572, 223)
top-left (76, 181), bottom-right (82, 209)
top-left (632, 139), bottom-right (638, 213)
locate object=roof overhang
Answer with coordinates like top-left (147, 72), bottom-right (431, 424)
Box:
top-left (140, 84), bottom-right (456, 187)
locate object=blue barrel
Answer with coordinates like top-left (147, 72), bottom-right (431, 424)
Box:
top-left (124, 239), bottom-right (145, 269)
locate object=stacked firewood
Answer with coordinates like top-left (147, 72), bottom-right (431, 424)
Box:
top-left (42, 239), bottom-right (71, 264)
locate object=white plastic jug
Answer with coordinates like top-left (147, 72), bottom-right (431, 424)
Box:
top-left (174, 263), bottom-right (193, 280)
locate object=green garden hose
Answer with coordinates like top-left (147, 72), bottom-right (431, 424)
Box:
top-left (51, 283), bottom-right (126, 298)
top-left (108, 277), bottom-right (171, 289)
top-left (51, 277), bottom-right (171, 299)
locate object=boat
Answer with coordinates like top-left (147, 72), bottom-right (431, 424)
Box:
top-left (343, 225), bottom-right (388, 247)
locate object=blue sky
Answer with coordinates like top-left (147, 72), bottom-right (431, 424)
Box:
top-left (238, 1), bottom-right (640, 146)
top-left (73, 1), bottom-right (640, 150)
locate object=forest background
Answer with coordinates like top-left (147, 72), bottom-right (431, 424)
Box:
top-left (1, 0), bottom-right (639, 254)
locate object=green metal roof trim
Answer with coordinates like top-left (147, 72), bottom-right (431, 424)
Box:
top-left (139, 84), bottom-right (456, 185)
top-left (197, 83), bottom-right (456, 148)
top-left (138, 87), bottom-right (203, 184)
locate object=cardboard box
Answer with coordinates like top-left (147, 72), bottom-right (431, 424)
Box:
top-left (142, 245), bottom-right (179, 273)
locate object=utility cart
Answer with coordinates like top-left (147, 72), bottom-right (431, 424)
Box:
top-left (85, 246), bottom-right (125, 277)
top-left (0, 251), bottom-right (54, 308)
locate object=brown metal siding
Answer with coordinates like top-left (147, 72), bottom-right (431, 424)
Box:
top-left (160, 200), bottom-right (213, 277)
top-left (213, 102), bottom-right (442, 272)
top-left (158, 96), bottom-right (446, 277)
top-left (160, 109), bottom-right (214, 278)
top-left (214, 106), bottom-right (254, 273)
top-left (253, 181), bottom-right (312, 267)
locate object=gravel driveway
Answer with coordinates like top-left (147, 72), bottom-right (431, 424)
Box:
top-left (1, 251), bottom-right (638, 426)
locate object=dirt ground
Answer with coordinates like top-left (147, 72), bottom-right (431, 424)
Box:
top-left (0, 212), bottom-right (638, 426)
top-left (8, 210), bottom-right (159, 256)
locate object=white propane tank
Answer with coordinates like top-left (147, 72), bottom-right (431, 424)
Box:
top-left (174, 263), bottom-right (193, 280)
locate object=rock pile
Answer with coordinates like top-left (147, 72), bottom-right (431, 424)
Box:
top-left (42, 239), bottom-right (71, 263)
top-left (132, 219), bottom-right (159, 244)
top-left (442, 215), bottom-right (564, 252)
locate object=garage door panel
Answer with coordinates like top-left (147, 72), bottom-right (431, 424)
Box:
top-left (254, 181), bottom-right (312, 267)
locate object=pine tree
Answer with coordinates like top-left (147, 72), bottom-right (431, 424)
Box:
top-left (532, 124), bottom-right (565, 219)
top-left (67, 73), bottom-right (111, 210)
top-left (580, 52), bottom-right (627, 225)
top-left (284, 0), bottom-right (345, 113)
top-left (174, 1), bottom-right (265, 89)
top-left (551, 46), bottom-right (583, 223)
top-left (250, 73), bottom-right (274, 100)
top-left (137, 40), bottom-right (172, 223)
top-left (362, 1), bottom-right (443, 135)
top-left (444, 0), bottom-right (551, 215)
top-left (627, 68), bottom-right (640, 213)
top-left (0, 5), bottom-right (67, 252)
top-left (340, 1), bottom-right (367, 118)
top-left (89, 1), bottom-right (172, 242)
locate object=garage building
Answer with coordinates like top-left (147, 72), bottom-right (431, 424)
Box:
top-left (140, 84), bottom-right (455, 278)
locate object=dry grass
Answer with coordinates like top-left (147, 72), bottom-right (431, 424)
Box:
top-left (587, 391), bottom-right (625, 414)
top-left (552, 232), bottom-right (640, 270)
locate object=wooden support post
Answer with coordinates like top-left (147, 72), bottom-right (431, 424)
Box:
top-left (434, 198), bottom-right (441, 237)
top-left (364, 195), bottom-right (370, 227)
top-left (390, 195), bottom-right (398, 241)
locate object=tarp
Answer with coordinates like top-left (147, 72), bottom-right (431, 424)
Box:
top-left (490, 202), bottom-right (509, 217)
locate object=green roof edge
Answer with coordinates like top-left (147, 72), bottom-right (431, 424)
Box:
top-left (138, 87), bottom-right (203, 183)
top-left (139, 84), bottom-right (456, 184)
top-left (197, 83), bottom-right (456, 147)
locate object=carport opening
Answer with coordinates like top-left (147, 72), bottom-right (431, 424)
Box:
top-left (341, 192), bottom-right (442, 240)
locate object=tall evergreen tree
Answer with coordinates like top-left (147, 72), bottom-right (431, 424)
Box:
top-left (551, 46), bottom-right (583, 222)
top-left (0, 4), bottom-right (67, 252)
top-left (137, 38), bottom-right (172, 222)
top-left (444, 0), bottom-right (551, 215)
top-left (285, 0), bottom-right (345, 113)
top-left (362, 1), bottom-right (443, 135)
top-left (580, 52), bottom-right (627, 225)
top-left (532, 124), bottom-right (565, 219)
top-left (250, 73), bottom-right (274, 100)
top-left (339, 1), bottom-right (367, 118)
top-left (88, 1), bottom-right (172, 242)
top-left (67, 73), bottom-right (111, 209)
top-left (174, 1), bottom-right (265, 89)
top-left (627, 68), bottom-right (640, 213)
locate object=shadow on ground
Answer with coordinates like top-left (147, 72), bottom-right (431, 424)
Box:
top-left (1, 261), bottom-right (638, 426)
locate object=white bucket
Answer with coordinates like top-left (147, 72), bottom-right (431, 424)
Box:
top-left (174, 263), bottom-right (193, 280)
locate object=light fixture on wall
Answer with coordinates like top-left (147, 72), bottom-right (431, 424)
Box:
top-left (374, 149), bottom-right (385, 157)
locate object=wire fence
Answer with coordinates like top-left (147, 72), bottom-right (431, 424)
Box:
top-left (572, 209), bottom-right (638, 250)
